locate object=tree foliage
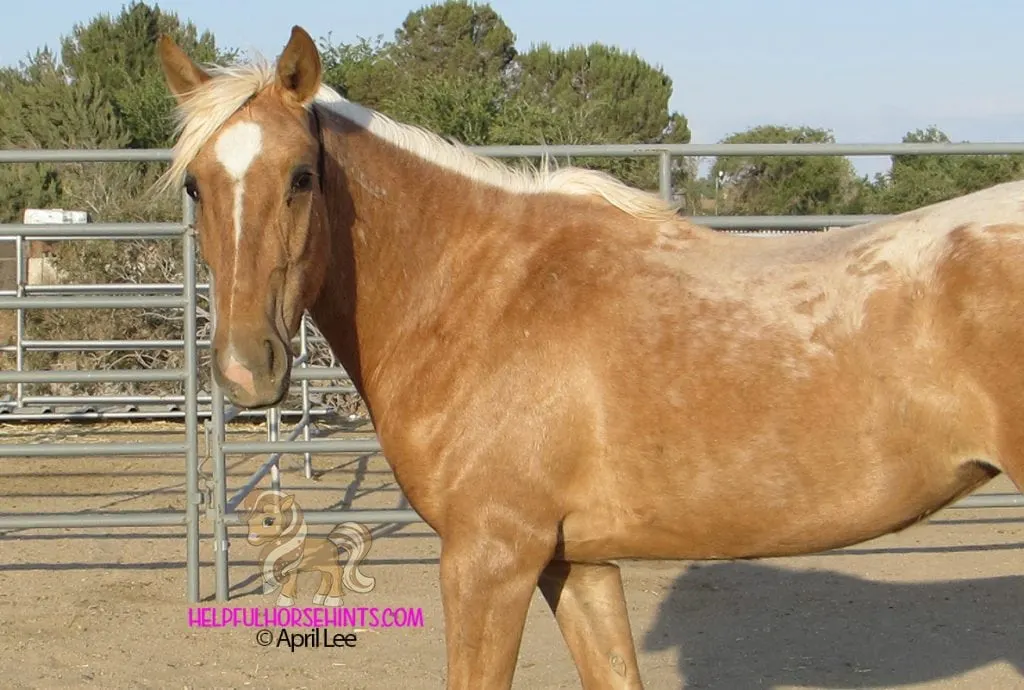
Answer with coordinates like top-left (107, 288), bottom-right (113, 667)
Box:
top-left (710, 125), bottom-right (863, 216)
top-left (59, 1), bottom-right (230, 148)
top-left (391, 0), bottom-right (516, 80)
top-left (0, 2), bottom-right (229, 398)
top-left (500, 42), bottom-right (690, 189)
top-left (863, 126), bottom-right (1024, 214)
top-left (320, 1), bottom-right (689, 191)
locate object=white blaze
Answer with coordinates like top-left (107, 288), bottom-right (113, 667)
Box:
top-left (213, 121), bottom-right (263, 324)
top-left (214, 121), bottom-right (263, 247)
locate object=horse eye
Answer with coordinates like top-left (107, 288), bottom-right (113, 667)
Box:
top-left (262, 516), bottom-right (275, 527)
top-left (184, 176), bottom-right (200, 202)
top-left (290, 171), bottom-right (313, 194)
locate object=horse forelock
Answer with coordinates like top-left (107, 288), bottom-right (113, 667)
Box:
top-left (156, 58), bottom-right (277, 194)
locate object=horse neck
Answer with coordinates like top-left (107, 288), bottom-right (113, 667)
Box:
top-left (307, 111), bottom-right (494, 408)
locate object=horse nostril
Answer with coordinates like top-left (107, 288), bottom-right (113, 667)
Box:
top-left (265, 339), bottom-right (276, 373)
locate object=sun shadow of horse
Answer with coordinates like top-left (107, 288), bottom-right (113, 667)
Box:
top-left (643, 561), bottom-right (1023, 689)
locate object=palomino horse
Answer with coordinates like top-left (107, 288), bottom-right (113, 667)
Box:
top-left (158, 26), bottom-right (1024, 689)
top-left (241, 488), bottom-right (375, 606)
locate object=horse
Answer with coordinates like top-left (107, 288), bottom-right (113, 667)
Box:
top-left (157, 26), bottom-right (1024, 689)
top-left (240, 488), bottom-right (375, 606)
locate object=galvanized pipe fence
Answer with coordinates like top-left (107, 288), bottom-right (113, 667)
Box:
top-left (1, 141), bottom-right (1022, 604)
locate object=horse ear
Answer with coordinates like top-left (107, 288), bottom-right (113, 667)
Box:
top-left (275, 25), bottom-right (322, 105)
top-left (279, 494), bottom-right (295, 512)
top-left (157, 35), bottom-right (211, 104)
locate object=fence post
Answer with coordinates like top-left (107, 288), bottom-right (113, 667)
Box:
top-left (14, 237), bottom-right (24, 407)
top-left (182, 189), bottom-right (201, 603)
top-left (268, 406), bottom-right (281, 492)
top-left (659, 150), bottom-right (673, 203)
top-left (208, 276), bottom-right (231, 602)
top-left (300, 315), bottom-right (313, 479)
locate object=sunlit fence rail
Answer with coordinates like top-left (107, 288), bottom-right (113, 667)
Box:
top-left (1, 142), bottom-right (1022, 604)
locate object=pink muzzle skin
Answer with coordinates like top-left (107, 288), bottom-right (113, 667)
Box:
top-left (221, 353), bottom-right (256, 396)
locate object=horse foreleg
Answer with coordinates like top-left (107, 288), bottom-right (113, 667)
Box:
top-left (277, 571), bottom-right (299, 606)
top-left (440, 530), bottom-right (554, 690)
top-left (1003, 451), bottom-right (1024, 495)
top-left (538, 560), bottom-right (644, 689)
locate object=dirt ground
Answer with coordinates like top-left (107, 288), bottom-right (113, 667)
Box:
top-left (1, 419), bottom-right (1022, 690)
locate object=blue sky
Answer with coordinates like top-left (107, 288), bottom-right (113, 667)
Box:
top-left (2, 0), bottom-right (1023, 177)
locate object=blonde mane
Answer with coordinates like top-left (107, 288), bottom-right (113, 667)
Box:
top-left (158, 59), bottom-right (680, 222)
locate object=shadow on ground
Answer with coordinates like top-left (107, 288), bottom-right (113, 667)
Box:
top-left (644, 561), bottom-right (1024, 689)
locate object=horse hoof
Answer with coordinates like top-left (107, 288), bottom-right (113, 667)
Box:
top-left (276, 594), bottom-right (294, 607)
top-left (325, 595), bottom-right (342, 607)
top-left (312, 593), bottom-right (326, 605)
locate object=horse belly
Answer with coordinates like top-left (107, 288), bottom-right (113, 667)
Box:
top-left (557, 445), bottom-right (997, 563)
top-left (557, 307), bottom-right (1002, 561)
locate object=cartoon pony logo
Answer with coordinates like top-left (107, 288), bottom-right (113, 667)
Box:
top-left (241, 489), bottom-right (376, 606)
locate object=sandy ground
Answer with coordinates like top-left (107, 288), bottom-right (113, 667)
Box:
top-left (0, 419), bottom-right (1022, 690)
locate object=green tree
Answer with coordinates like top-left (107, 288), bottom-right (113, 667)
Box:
top-left (0, 1), bottom-right (234, 224)
top-left (0, 48), bottom-right (131, 223)
top-left (378, 73), bottom-right (504, 145)
top-left (710, 125), bottom-right (862, 216)
top-left (320, 35), bottom-right (400, 108)
top-left (319, 1), bottom-right (690, 195)
top-left (507, 43), bottom-right (686, 143)
top-left (59, 0), bottom-right (231, 149)
top-left (321, 1), bottom-right (516, 145)
top-left (494, 42), bottom-right (690, 193)
top-left (391, 0), bottom-right (516, 80)
top-left (0, 2), bottom-right (228, 397)
top-left (867, 126), bottom-right (1024, 213)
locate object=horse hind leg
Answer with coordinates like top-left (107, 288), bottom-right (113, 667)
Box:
top-left (312, 569), bottom-right (333, 605)
top-left (538, 560), bottom-right (644, 690)
top-left (323, 564), bottom-right (344, 607)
